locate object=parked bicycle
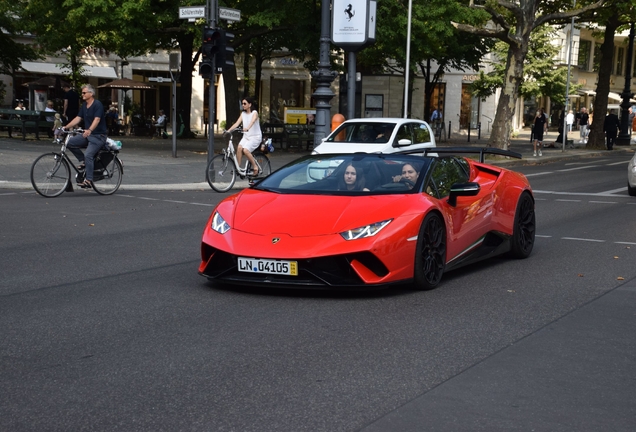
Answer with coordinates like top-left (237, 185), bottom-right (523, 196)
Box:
top-left (30, 128), bottom-right (124, 197)
top-left (206, 129), bottom-right (272, 192)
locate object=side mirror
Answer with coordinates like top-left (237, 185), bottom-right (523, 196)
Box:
top-left (393, 138), bottom-right (412, 147)
top-left (447, 182), bottom-right (480, 206)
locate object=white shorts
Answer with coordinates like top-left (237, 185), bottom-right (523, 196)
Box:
top-left (239, 135), bottom-right (261, 153)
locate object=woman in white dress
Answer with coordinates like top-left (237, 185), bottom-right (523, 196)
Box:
top-left (227, 96), bottom-right (263, 175)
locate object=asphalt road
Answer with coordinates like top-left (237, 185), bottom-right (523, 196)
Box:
top-left (1, 153), bottom-right (635, 431)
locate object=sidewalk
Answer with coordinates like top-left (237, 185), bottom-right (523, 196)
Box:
top-left (0, 129), bottom-right (633, 191)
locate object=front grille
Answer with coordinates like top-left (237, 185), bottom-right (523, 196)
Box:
top-left (200, 247), bottom-right (389, 287)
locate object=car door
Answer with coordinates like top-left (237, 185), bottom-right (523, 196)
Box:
top-left (411, 122), bottom-right (435, 149)
top-left (425, 157), bottom-right (494, 261)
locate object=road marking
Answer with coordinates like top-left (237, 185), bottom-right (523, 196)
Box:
top-left (557, 165), bottom-right (598, 172)
top-left (137, 197), bottom-right (160, 201)
top-left (607, 160), bottom-right (630, 166)
top-left (533, 190), bottom-right (631, 197)
top-left (0, 192), bottom-right (17, 196)
top-left (599, 187), bottom-right (628, 194)
top-left (555, 199), bottom-right (581, 202)
top-left (524, 172), bottom-right (553, 177)
top-left (589, 200), bottom-right (618, 204)
top-left (565, 159), bottom-right (609, 165)
top-left (164, 200), bottom-right (188, 204)
top-left (562, 237), bottom-right (605, 242)
top-left (615, 241), bottom-right (636, 245)
top-left (536, 235), bottom-right (552, 238)
top-left (190, 202), bottom-right (214, 206)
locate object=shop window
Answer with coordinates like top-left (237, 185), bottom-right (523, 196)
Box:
top-left (577, 40), bottom-right (591, 71)
top-left (270, 78), bottom-right (304, 123)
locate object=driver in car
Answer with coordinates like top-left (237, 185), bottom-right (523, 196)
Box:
top-left (393, 163), bottom-right (420, 189)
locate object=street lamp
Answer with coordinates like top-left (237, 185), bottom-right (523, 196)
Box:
top-left (119, 60), bottom-right (129, 121)
top-left (311, 0), bottom-right (338, 146)
top-left (617, 22), bottom-right (634, 146)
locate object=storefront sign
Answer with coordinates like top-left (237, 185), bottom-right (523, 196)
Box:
top-left (279, 58), bottom-right (299, 66)
top-left (285, 108), bottom-right (316, 124)
top-left (462, 74), bottom-right (478, 81)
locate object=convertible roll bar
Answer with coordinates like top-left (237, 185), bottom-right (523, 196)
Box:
top-left (422, 147), bottom-right (522, 163)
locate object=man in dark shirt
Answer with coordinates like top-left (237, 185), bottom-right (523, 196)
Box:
top-left (62, 84), bottom-right (80, 123)
top-left (579, 107), bottom-right (589, 143)
top-left (64, 84), bottom-right (108, 188)
top-left (603, 110), bottom-right (621, 150)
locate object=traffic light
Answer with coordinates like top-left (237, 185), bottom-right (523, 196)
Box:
top-left (199, 27), bottom-right (221, 79)
top-left (214, 30), bottom-right (235, 74)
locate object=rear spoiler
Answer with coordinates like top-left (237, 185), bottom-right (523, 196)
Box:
top-left (422, 147), bottom-right (522, 163)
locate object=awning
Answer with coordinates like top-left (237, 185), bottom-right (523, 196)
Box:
top-left (19, 61), bottom-right (118, 78)
top-left (608, 91), bottom-right (636, 103)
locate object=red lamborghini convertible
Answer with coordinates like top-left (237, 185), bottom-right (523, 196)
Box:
top-left (199, 148), bottom-right (535, 290)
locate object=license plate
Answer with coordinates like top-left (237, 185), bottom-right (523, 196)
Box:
top-left (238, 257), bottom-right (298, 276)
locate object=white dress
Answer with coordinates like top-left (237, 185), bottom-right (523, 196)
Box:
top-left (239, 111), bottom-right (262, 152)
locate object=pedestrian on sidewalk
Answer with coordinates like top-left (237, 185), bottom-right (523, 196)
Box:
top-left (603, 110), bottom-right (620, 151)
top-left (579, 107), bottom-right (589, 143)
top-left (533, 108), bottom-right (547, 157)
top-left (566, 110), bottom-right (574, 132)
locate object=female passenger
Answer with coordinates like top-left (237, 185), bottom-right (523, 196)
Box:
top-left (338, 163), bottom-right (369, 191)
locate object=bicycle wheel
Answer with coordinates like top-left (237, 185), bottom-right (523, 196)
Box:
top-left (92, 157), bottom-right (123, 195)
top-left (207, 154), bottom-right (236, 192)
top-left (30, 153), bottom-right (70, 198)
top-left (252, 151), bottom-right (272, 179)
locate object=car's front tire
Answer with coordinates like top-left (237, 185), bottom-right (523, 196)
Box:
top-left (628, 182), bottom-right (636, 197)
top-left (509, 191), bottom-right (536, 259)
top-left (414, 212), bottom-right (446, 290)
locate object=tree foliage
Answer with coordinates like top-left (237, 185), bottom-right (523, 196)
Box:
top-left (470, 25), bottom-right (578, 105)
top-left (0, 2), bottom-right (41, 76)
top-left (454, 0), bottom-right (606, 149)
top-left (357, 0), bottom-right (493, 118)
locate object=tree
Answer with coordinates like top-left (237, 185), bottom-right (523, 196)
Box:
top-left (454, 0), bottom-right (605, 149)
top-left (0, 2), bottom-right (40, 77)
top-left (358, 0), bottom-right (493, 119)
top-left (219, 0), bottom-right (322, 123)
top-left (584, 1), bottom-right (636, 149)
top-left (471, 25), bottom-right (578, 119)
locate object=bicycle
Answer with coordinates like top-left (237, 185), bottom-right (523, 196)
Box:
top-left (30, 128), bottom-right (124, 197)
top-left (206, 129), bottom-right (272, 192)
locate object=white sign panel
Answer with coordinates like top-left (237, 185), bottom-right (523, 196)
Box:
top-left (219, 7), bottom-right (241, 22)
top-left (332, 0), bottom-right (368, 45)
top-left (331, 0), bottom-right (375, 51)
top-left (179, 6), bottom-right (206, 19)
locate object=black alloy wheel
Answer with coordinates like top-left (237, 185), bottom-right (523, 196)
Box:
top-left (509, 192), bottom-right (536, 259)
top-left (414, 212), bottom-right (447, 290)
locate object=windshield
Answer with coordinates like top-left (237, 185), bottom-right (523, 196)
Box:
top-left (254, 154), bottom-right (432, 194)
top-left (325, 122), bottom-right (396, 144)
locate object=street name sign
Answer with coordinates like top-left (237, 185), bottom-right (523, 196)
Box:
top-left (219, 7), bottom-right (241, 22)
top-left (179, 6), bottom-right (206, 20)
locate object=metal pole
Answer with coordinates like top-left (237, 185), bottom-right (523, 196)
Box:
top-left (347, 52), bottom-right (356, 119)
top-left (562, 0), bottom-right (575, 152)
top-left (206, 0), bottom-right (217, 167)
top-left (403, 0), bottom-right (413, 118)
top-left (617, 22), bottom-right (635, 145)
top-left (311, 0), bottom-right (337, 145)
top-left (171, 70), bottom-right (177, 157)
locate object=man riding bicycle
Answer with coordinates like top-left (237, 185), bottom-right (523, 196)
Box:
top-left (63, 84), bottom-right (108, 189)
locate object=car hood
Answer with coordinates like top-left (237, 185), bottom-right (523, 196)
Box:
top-left (226, 190), bottom-right (419, 236)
